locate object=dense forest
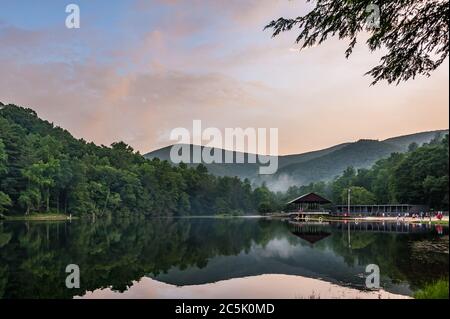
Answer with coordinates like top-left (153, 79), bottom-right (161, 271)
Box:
top-left (279, 134), bottom-right (449, 211)
top-left (0, 103), bottom-right (448, 216)
top-left (0, 103), bottom-right (274, 216)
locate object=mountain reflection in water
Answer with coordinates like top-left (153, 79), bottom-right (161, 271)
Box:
top-left (0, 217), bottom-right (448, 299)
top-left (79, 274), bottom-right (410, 299)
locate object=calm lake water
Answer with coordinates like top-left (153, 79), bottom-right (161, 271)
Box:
top-left (0, 217), bottom-right (448, 299)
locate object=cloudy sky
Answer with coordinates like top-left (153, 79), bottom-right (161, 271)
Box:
top-left (0, 0), bottom-right (448, 155)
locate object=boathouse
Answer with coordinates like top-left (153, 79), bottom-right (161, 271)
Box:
top-left (286, 192), bottom-right (428, 217)
top-left (286, 192), bottom-right (332, 217)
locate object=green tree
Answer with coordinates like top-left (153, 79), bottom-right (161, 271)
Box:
top-left (0, 192), bottom-right (11, 213)
top-left (253, 184), bottom-right (276, 213)
top-left (423, 176), bottom-right (449, 210)
top-left (369, 153), bottom-right (404, 203)
top-left (0, 139), bottom-right (6, 175)
top-left (342, 186), bottom-right (377, 205)
top-left (22, 159), bottom-right (60, 212)
top-left (332, 167), bottom-right (356, 203)
top-left (393, 136), bottom-right (449, 208)
top-left (18, 189), bottom-right (41, 215)
top-left (0, 140), bottom-right (12, 213)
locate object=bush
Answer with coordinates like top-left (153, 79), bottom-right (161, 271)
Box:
top-left (414, 279), bottom-right (449, 299)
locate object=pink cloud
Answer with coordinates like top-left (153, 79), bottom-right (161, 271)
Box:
top-left (0, 2), bottom-right (448, 156)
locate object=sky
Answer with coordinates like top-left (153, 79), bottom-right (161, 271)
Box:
top-left (0, 0), bottom-right (448, 155)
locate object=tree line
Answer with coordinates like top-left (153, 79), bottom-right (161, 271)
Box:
top-left (1, 103), bottom-right (448, 216)
top-left (276, 134), bottom-right (449, 211)
top-left (0, 104), bottom-right (273, 216)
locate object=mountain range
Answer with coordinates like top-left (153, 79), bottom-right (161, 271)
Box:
top-left (145, 130), bottom-right (448, 191)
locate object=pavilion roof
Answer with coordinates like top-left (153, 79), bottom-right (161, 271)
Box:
top-left (287, 192), bottom-right (331, 205)
top-left (291, 231), bottom-right (331, 244)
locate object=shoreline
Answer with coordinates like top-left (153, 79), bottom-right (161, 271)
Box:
top-left (2, 213), bottom-right (77, 221)
top-left (1, 213), bottom-right (448, 225)
top-left (266, 213), bottom-right (449, 225)
top-left (288, 216), bottom-right (449, 225)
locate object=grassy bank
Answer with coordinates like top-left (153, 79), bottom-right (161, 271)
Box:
top-left (414, 279), bottom-right (449, 299)
top-left (2, 213), bottom-right (75, 221)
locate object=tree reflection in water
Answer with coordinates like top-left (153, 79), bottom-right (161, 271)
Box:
top-left (0, 218), bottom-right (447, 299)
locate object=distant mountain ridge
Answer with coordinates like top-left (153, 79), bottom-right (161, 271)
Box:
top-left (145, 129), bottom-right (449, 191)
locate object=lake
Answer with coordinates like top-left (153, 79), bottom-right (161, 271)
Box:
top-left (0, 217), bottom-right (448, 299)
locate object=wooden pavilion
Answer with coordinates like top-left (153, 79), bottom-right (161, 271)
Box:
top-left (287, 192), bottom-right (332, 217)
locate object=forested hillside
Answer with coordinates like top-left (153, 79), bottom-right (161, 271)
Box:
top-left (0, 103), bottom-right (274, 216)
top-left (268, 139), bottom-right (401, 188)
top-left (146, 131), bottom-right (448, 191)
top-left (279, 135), bottom-right (449, 211)
top-left (1, 103), bottom-right (447, 216)
top-left (145, 143), bottom-right (350, 181)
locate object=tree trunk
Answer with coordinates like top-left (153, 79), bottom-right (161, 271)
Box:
top-left (46, 188), bottom-right (50, 212)
top-left (103, 189), bottom-right (110, 214)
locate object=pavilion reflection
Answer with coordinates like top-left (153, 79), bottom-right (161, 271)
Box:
top-left (289, 221), bottom-right (332, 245)
top-left (288, 220), bottom-right (448, 247)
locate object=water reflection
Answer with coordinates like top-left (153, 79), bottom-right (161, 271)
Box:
top-left (0, 218), bottom-right (447, 299)
top-left (79, 275), bottom-right (410, 299)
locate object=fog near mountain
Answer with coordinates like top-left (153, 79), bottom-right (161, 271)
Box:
top-left (145, 130), bottom-right (448, 191)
